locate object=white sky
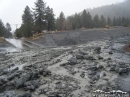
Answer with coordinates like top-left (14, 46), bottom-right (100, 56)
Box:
top-left (0, 0), bottom-right (124, 31)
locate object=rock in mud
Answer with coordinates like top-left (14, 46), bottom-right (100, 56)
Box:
top-left (79, 50), bottom-right (88, 55)
top-left (109, 66), bottom-right (115, 71)
top-left (10, 67), bottom-right (19, 73)
top-left (97, 56), bottom-right (103, 60)
top-left (14, 78), bottom-right (24, 89)
top-left (100, 71), bottom-right (106, 78)
top-left (76, 53), bottom-right (84, 59)
top-left (97, 65), bottom-right (104, 69)
top-left (94, 47), bottom-right (101, 54)
top-left (22, 91), bottom-right (32, 97)
top-left (89, 66), bottom-right (98, 71)
top-left (109, 51), bottom-right (113, 54)
top-left (30, 72), bottom-right (39, 80)
top-left (118, 68), bottom-right (128, 75)
top-left (0, 68), bottom-right (4, 76)
top-left (84, 55), bottom-right (96, 60)
top-left (69, 57), bottom-right (77, 65)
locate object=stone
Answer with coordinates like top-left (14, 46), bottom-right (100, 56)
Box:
top-left (11, 67), bottom-right (19, 73)
top-left (32, 80), bottom-right (39, 88)
top-left (94, 47), bottom-right (101, 54)
top-left (84, 56), bottom-right (96, 60)
top-left (76, 53), bottom-right (84, 59)
top-left (80, 72), bottom-right (85, 78)
top-left (22, 91), bottom-right (32, 97)
top-left (127, 67), bottom-right (130, 72)
top-left (94, 47), bottom-right (101, 51)
top-left (69, 57), bottom-right (77, 65)
top-left (0, 78), bottom-right (8, 84)
top-left (30, 72), bottom-right (39, 80)
top-left (118, 68), bottom-right (128, 75)
top-left (109, 51), bottom-right (113, 54)
top-left (97, 65), bottom-right (104, 69)
top-left (8, 74), bottom-right (15, 80)
top-left (14, 78), bottom-right (24, 89)
top-left (79, 50), bottom-right (88, 55)
top-left (109, 66), bottom-right (115, 71)
top-left (89, 66), bottom-right (98, 71)
top-left (100, 71), bottom-right (106, 78)
top-left (108, 58), bottom-right (112, 60)
top-left (24, 85), bottom-right (35, 91)
top-left (0, 68), bottom-right (4, 76)
top-left (98, 56), bottom-right (103, 60)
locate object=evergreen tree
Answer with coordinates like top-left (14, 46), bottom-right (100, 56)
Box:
top-left (118, 17), bottom-right (122, 26)
top-left (56, 12), bottom-right (65, 30)
top-left (87, 12), bottom-right (93, 28)
top-left (66, 16), bottom-right (73, 30)
top-left (33, 0), bottom-right (47, 32)
top-left (81, 10), bottom-right (88, 28)
top-left (22, 6), bottom-right (33, 37)
top-left (0, 19), bottom-right (5, 36)
top-left (0, 19), bottom-right (12, 37)
top-left (113, 17), bottom-right (117, 26)
top-left (107, 16), bottom-right (112, 26)
top-left (6, 23), bottom-right (12, 32)
top-left (100, 15), bottom-right (106, 27)
top-left (46, 6), bottom-right (55, 31)
top-left (93, 14), bottom-right (100, 28)
top-left (72, 13), bottom-right (81, 29)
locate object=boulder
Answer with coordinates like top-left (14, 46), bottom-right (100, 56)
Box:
top-left (109, 51), bottom-right (113, 55)
top-left (24, 85), bottom-right (35, 91)
top-left (14, 78), bottom-right (24, 89)
top-left (79, 50), bottom-right (88, 55)
top-left (97, 65), bottom-right (104, 69)
top-left (76, 53), bottom-right (84, 59)
top-left (109, 66), bottom-right (115, 71)
top-left (22, 92), bottom-right (32, 97)
top-left (100, 71), bottom-right (106, 78)
top-left (119, 68), bottom-right (128, 75)
top-left (69, 57), bottom-right (77, 65)
top-left (98, 56), bottom-right (103, 60)
top-left (94, 47), bottom-right (101, 54)
top-left (32, 80), bottom-right (39, 88)
top-left (29, 72), bottom-right (39, 80)
top-left (89, 66), bottom-right (98, 71)
top-left (84, 55), bottom-right (96, 60)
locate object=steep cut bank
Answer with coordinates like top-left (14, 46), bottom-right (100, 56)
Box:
top-left (31, 27), bottom-right (130, 47)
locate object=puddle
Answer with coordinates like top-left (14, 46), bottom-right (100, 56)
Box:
top-left (6, 39), bottom-right (23, 49)
top-left (116, 73), bottom-right (130, 92)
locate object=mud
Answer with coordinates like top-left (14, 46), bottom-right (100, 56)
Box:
top-left (0, 28), bottom-right (130, 97)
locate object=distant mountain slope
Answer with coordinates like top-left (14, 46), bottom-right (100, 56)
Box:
top-left (87, 0), bottom-right (130, 18)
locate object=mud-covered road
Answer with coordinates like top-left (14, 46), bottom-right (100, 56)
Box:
top-left (0, 28), bottom-right (130, 97)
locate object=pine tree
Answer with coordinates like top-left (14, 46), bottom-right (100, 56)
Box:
top-left (100, 15), bottom-right (106, 27)
top-left (22, 6), bottom-right (33, 37)
top-left (93, 14), bottom-right (100, 28)
top-left (113, 17), bottom-right (117, 26)
top-left (66, 16), bottom-right (73, 30)
top-left (107, 16), bottom-right (112, 26)
top-left (87, 12), bottom-right (93, 28)
top-left (6, 23), bottom-right (12, 32)
top-left (46, 6), bottom-right (55, 31)
top-left (33, 0), bottom-right (47, 32)
top-left (0, 20), bottom-right (12, 37)
top-left (81, 10), bottom-right (88, 28)
top-left (56, 12), bottom-right (65, 31)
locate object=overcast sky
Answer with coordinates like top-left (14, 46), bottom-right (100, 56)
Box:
top-left (0, 0), bottom-right (124, 31)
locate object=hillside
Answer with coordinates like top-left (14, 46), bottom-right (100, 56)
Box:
top-left (87, 0), bottom-right (130, 18)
